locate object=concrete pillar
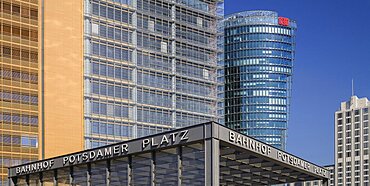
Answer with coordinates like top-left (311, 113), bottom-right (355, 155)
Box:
top-left (205, 138), bottom-right (220, 186)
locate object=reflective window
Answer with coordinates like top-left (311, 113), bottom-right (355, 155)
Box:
top-left (182, 143), bottom-right (205, 185)
top-left (110, 158), bottom-right (129, 185)
top-left (91, 161), bottom-right (107, 186)
top-left (156, 148), bottom-right (178, 185)
top-left (132, 153), bottom-right (152, 185)
top-left (72, 165), bottom-right (87, 186)
top-left (56, 168), bottom-right (70, 185)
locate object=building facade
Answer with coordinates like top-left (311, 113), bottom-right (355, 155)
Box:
top-left (223, 11), bottom-right (296, 149)
top-left (335, 96), bottom-right (369, 186)
top-left (0, 0), bottom-right (39, 183)
top-left (41, 0), bottom-right (222, 158)
top-left (8, 122), bottom-right (330, 186)
top-left (0, 0), bottom-right (223, 183)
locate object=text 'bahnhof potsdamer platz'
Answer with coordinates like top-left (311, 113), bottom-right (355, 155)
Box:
top-left (8, 122), bottom-right (330, 186)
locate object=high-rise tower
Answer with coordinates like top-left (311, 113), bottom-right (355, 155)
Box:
top-left (224, 11), bottom-right (296, 149)
top-left (40, 0), bottom-right (223, 159)
top-left (0, 0), bottom-right (39, 183)
top-left (335, 96), bottom-right (369, 186)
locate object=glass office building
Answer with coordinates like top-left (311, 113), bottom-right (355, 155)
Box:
top-left (83, 0), bottom-right (222, 148)
top-left (38, 0), bottom-right (223, 159)
top-left (224, 11), bottom-right (297, 149)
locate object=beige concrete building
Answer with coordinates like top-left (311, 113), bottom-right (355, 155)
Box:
top-left (335, 96), bottom-right (369, 186)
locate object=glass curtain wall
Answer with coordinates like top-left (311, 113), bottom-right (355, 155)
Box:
top-left (83, 0), bottom-right (221, 149)
top-left (224, 11), bottom-right (297, 149)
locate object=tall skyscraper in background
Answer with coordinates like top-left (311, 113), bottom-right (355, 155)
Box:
top-left (40, 0), bottom-right (223, 159)
top-left (335, 96), bottom-right (369, 186)
top-left (0, 0), bottom-right (39, 183)
top-left (223, 11), bottom-right (296, 149)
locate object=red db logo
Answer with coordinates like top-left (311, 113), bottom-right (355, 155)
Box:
top-left (278, 17), bottom-right (289, 26)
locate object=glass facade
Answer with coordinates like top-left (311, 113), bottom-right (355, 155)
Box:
top-left (83, 0), bottom-right (222, 148)
top-left (224, 11), bottom-right (297, 149)
top-left (0, 0), bottom-right (39, 184)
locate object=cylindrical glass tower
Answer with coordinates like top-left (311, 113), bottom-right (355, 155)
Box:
top-left (224, 11), bottom-right (297, 150)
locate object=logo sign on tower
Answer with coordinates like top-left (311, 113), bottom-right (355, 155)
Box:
top-left (278, 17), bottom-right (290, 26)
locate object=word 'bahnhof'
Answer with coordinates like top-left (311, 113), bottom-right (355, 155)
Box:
top-left (8, 122), bottom-right (329, 185)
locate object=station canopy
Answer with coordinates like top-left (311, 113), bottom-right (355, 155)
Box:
top-left (8, 122), bottom-right (330, 186)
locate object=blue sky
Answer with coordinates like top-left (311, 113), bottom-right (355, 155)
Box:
top-left (225, 0), bottom-right (370, 165)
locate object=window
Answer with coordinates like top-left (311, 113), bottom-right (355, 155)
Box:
top-left (3, 3), bottom-right (11, 14)
top-left (346, 125), bottom-right (351, 130)
top-left (364, 108), bottom-right (369, 114)
top-left (338, 113), bottom-right (343, 118)
top-left (92, 122), bottom-right (99, 133)
top-left (346, 111), bottom-right (351, 117)
top-left (338, 119), bottom-right (343, 125)
top-left (355, 130), bottom-right (360, 136)
top-left (30, 9), bottom-right (38, 20)
top-left (20, 136), bottom-right (37, 147)
top-left (346, 145), bottom-right (351, 151)
top-left (355, 151), bottom-right (360, 156)
top-left (355, 116), bottom-right (360, 122)
top-left (355, 109), bottom-right (360, 115)
top-left (12, 4), bottom-right (20, 15)
top-left (21, 7), bottom-right (30, 18)
top-left (21, 136), bottom-right (30, 146)
top-left (355, 137), bottom-right (360, 142)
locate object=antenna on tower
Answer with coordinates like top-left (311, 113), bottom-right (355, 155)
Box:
top-left (352, 79), bottom-right (354, 96)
